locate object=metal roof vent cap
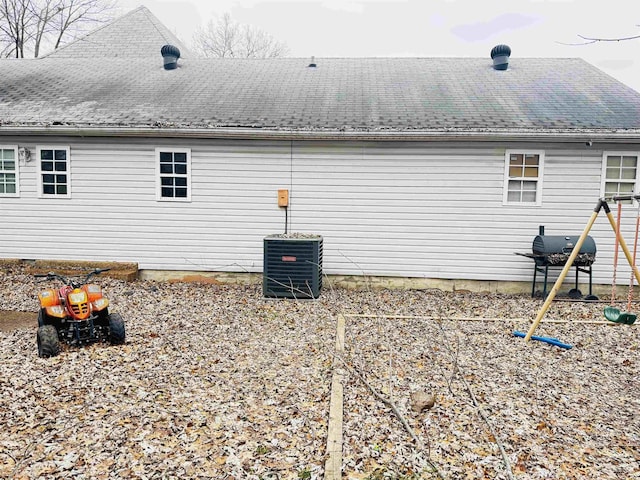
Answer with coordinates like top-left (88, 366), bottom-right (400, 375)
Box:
top-left (161, 44), bottom-right (181, 70)
top-left (490, 44), bottom-right (511, 71)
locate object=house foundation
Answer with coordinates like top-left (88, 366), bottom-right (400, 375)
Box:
top-left (0, 258), bottom-right (624, 298)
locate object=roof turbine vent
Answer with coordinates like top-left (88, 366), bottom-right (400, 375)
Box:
top-left (161, 44), bottom-right (181, 70)
top-left (490, 44), bottom-right (511, 71)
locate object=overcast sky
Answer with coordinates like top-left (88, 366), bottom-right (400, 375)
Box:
top-left (118, 0), bottom-right (640, 93)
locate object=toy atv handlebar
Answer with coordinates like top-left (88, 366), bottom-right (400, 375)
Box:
top-left (34, 268), bottom-right (111, 288)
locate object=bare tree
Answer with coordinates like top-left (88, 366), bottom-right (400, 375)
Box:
top-left (0, 0), bottom-right (115, 58)
top-left (193, 12), bottom-right (288, 58)
top-left (0, 0), bottom-right (33, 57)
top-left (193, 13), bottom-right (237, 58)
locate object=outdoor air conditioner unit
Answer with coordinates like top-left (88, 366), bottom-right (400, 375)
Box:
top-left (263, 234), bottom-right (323, 299)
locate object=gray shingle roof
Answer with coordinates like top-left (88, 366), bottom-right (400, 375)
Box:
top-left (2, 6), bottom-right (640, 138)
top-left (42, 6), bottom-right (193, 59)
top-left (2, 56), bottom-right (640, 136)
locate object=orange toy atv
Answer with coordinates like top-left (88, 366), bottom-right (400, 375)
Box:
top-left (35, 268), bottom-right (125, 357)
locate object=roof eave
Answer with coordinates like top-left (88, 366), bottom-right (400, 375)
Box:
top-left (2, 125), bottom-right (640, 143)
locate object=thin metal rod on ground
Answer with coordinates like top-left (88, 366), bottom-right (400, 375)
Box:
top-left (344, 314), bottom-right (635, 325)
top-left (345, 314), bottom-right (528, 321)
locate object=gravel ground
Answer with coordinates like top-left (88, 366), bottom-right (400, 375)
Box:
top-left (1, 267), bottom-right (639, 479)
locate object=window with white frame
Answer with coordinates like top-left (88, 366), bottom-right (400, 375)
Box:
top-left (38, 146), bottom-right (70, 197)
top-left (0, 146), bottom-right (18, 196)
top-left (503, 150), bottom-right (544, 205)
top-left (156, 148), bottom-right (191, 201)
top-left (602, 153), bottom-right (640, 203)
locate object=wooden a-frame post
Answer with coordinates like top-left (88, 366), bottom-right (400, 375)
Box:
top-left (524, 196), bottom-right (640, 342)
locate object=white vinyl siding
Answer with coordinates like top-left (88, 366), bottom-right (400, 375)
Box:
top-left (37, 146), bottom-right (70, 198)
top-left (503, 150), bottom-right (544, 206)
top-left (156, 148), bottom-right (191, 201)
top-left (0, 146), bottom-right (18, 196)
top-left (601, 152), bottom-right (640, 203)
top-left (1, 138), bottom-right (639, 287)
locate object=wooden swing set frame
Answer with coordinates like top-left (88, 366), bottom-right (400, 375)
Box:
top-left (524, 195), bottom-right (640, 341)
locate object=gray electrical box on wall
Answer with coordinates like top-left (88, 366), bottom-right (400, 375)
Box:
top-left (263, 234), bottom-right (323, 299)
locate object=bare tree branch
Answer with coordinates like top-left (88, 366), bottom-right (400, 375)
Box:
top-left (192, 12), bottom-right (289, 59)
top-left (558, 26), bottom-right (640, 46)
top-left (578, 32), bottom-right (640, 42)
top-left (556, 38), bottom-right (598, 46)
top-left (0, 0), bottom-right (115, 57)
top-left (30, 0), bottom-right (57, 58)
top-left (50, 0), bottom-right (116, 51)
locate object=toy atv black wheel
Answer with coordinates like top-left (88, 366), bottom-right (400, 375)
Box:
top-left (37, 325), bottom-right (60, 358)
top-left (108, 313), bottom-right (125, 344)
top-left (95, 308), bottom-right (110, 327)
top-left (38, 309), bottom-right (62, 331)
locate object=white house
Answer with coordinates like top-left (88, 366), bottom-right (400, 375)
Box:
top-left (2, 6), bottom-right (640, 293)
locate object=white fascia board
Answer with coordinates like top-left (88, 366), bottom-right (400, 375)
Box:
top-left (1, 125), bottom-right (640, 143)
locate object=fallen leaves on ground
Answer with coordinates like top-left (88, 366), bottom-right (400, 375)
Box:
top-left (1, 268), bottom-right (639, 479)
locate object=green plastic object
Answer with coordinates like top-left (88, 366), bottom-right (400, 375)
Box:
top-left (604, 306), bottom-right (637, 325)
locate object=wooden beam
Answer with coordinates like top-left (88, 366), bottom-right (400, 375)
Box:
top-left (324, 314), bottom-right (346, 480)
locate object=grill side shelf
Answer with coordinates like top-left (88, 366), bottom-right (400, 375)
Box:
top-left (515, 252), bottom-right (596, 298)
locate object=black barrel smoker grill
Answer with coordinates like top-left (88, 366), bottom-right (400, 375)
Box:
top-left (518, 226), bottom-right (597, 298)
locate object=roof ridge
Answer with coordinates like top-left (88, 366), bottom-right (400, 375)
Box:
top-left (138, 6), bottom-right (193, 57)
top-left (141, 6), bottom-right (177, 46)
top-left (39, 5), bottom-right (194, 59)
top-left (40, 6), bottom-right (150, 58)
